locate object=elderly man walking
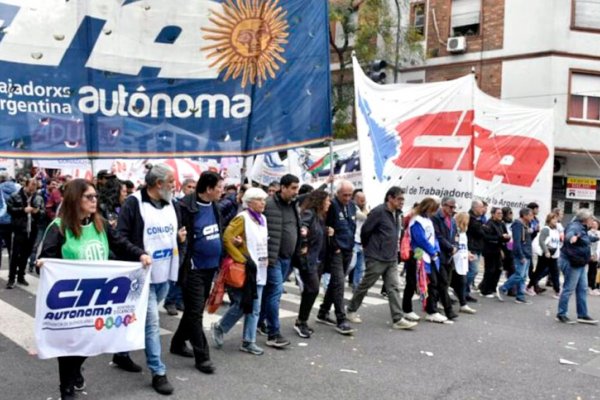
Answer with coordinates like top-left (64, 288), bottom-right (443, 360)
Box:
top-left (556, 209), bottom-right (599, 324)
top-left (316, 180), bottom-right (357, 335)
top-left (114, 164), bottom-right (186, 396)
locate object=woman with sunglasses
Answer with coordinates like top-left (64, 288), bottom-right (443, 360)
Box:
top-left (38, 179), bottom-right (151, 400)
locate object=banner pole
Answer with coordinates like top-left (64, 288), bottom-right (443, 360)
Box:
top-left (240, 156), bottom-right (247, 186)
top-left (329, 138), bottom-right (334, 193)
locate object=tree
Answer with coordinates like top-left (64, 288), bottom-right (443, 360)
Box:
top-left (329, 0), bottom-right (423, 139)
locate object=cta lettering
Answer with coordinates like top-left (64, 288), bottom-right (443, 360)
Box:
top-left (46, 277), bottom-right (131, 310)
top-left (152, 248), bottom-right (173, 260)
top-left (393, 110), bottom-right (549, 187)
top-left (0, 0), bottom-right (220, 79)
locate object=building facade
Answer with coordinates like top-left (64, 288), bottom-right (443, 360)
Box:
top-left (399, 0), bottom-right (600, 214)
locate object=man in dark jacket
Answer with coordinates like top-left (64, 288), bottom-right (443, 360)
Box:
top-left (346, 187), bottom-right (417, 330)
top-left (114, 163), bottom-right (186, 396)
top-left (466, 199), bottom-right (485, 302)
top-left (259, 174), bottom-right (300, 348)
top-left (170, 171), bottom-right (223, 374)
top-left (218, 184), bottom-right (248, 228)
top-left (497, 207), bottom-right (534, 304)
top-left (317, 180), bottom-right (357, 335)
top-left (6, 178), bottom-right (43, 288)
top-left (431, 197), bottom-right (459, 320)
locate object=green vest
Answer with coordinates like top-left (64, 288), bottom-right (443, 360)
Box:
top-left (51, 218), bottom-right (110, 261)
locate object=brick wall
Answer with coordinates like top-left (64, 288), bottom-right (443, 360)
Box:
top-left (426, 0), bottom-right (505, 58)
top-left (426, 61), bottom-right (502, 97)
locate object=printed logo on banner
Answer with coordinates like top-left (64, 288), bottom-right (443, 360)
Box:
top-left (0, 0), bottom-right (331, 157)
top-left (43, 269), bottom-right (146, 332)
top-left (358, 95), bottom-right (550, 187)
top-left (201, 0), bottom-right (289, 88)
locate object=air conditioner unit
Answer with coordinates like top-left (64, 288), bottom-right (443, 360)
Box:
top-left (554, 156), bottom-right (567, 176)
top-left (447, 36), bottom-right (467, 54)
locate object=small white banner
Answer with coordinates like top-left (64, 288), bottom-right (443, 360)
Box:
top-left (35, 259), bottom-right (150, 359)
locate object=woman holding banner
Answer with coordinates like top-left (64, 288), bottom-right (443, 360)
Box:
top-left (38, 179), bottom-right (151, 400)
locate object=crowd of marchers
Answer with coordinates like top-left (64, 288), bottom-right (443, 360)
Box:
top-left (0, 164), bottom-right (598, 399)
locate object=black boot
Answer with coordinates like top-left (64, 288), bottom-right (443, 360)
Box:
top-left (59, 385), bottom-right (75, 400)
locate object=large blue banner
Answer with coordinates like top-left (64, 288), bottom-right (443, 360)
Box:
top-left (0, 0), bottom-right (331, 159)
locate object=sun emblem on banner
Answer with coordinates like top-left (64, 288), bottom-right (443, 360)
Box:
top-left (201, 0), bottom-right (289, 88)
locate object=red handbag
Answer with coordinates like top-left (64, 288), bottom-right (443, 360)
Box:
top-left (222, 256), bottom-right (246, 288)
top-left (206, 268), bottom-right (226, 314)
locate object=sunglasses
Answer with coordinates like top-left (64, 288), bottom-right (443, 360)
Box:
top-left (83, 194), bottom-right (99, 201)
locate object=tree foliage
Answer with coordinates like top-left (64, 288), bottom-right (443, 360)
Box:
top-left (329, 0), bottom-right (424, 139)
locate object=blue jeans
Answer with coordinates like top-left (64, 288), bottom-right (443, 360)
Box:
top-left (466, 253), bottom-right (481, 295)
top-left (501, 257), bottom-right (530, 301)
top-left (146, 282), bottom-right (170, 376)
top-left (219, 285), bottom-right (264, 343)
top-left (558, 258), bottom-right (589, 318)
top-left (349, 243), bottom-right (365, 290)
top-left (164, 280), bottom-right (183, 308)
top-left (259, 258), bottom-right (289, 336)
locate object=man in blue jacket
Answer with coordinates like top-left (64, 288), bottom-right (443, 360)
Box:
top-left (556, 209), bottom-right (599, 324)
top-left (317, 180), bottom-right (356, 335)
top-left (497, 207), bottom-right (533, 304)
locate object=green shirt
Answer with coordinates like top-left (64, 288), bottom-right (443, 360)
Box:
top-left (51, 218), bottom-right (109, 261)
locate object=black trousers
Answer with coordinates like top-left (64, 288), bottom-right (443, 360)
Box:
top-left (449, 268), bottom-right (467, 306)
top-left (479, 252), bottom-right (503, 295)
top-left (319, 249), bottom-right (352, 324)
top-left (9, 230), bottom-right (35, 282)
top-left (528, 255), bottom-right (560, 293)
top-left (589, 261), bottom-right (598, 290)
top-left (58, 356), bottom-right (86, 391)
top-left (298, 263), bottom-right (322, 322)
top-left (426, 262), bottom-right (453, 315)
top-left (171, 268), bottom-right (216, 363)
top-left (0, 225), bottom-right (11, 269)
top-left (402, 257), bottom-right (417, 313)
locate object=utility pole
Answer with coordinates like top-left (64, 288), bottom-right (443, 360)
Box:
top-left (394, 0), bottom-right (401, 83)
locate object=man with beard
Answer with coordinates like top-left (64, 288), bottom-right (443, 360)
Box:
top-left (113, 164), bottom-right (186, 396)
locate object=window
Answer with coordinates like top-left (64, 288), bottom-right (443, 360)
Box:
top-left (568, 71), bottom-right (600, 124)
top-left (411, 3), bottom-right (426, 36)
top-left (451, 0), bottom-right (480, 36)
top-left (572, 0), bottom-right (600, 31)
top-left (564, 201), bottom-right (574, 215)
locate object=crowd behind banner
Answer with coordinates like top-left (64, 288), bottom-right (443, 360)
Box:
top-left (1, 164), bottom-right (598, 399)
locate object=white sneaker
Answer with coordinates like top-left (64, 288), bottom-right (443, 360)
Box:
top-left (346, 311), bottom-right (362, 324)
top-left (392, 318), bottom-right (417, 330)
top-left (590, 289), bottom-right (600, 296)
top-left (404, 311), bottom-right (421, 322)
top-left (525, 287), bottom-right (537, 297)
top-left (425, 312), bottom-right (448, 323)
top-left (459, 305), bottom-right (477, 314)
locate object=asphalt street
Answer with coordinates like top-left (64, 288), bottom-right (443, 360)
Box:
top-left (1, 259), bottom-right (600, 400)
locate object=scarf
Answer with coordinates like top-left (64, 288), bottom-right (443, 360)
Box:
top-left (247, 208), bottom-right (265, 226)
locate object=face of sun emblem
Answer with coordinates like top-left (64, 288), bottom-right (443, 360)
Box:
top-left (201, 0), bottom-right (289, 88)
